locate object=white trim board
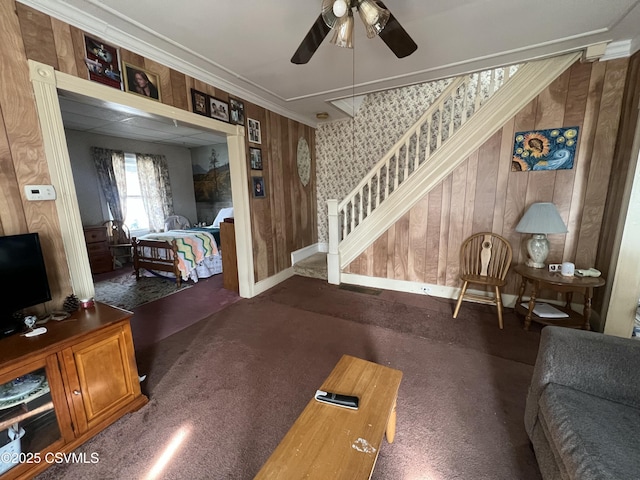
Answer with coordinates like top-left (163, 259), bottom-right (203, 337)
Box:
top-left (341, 273), bottom-right (584, 312)
top-left (252, 268), bottom-right (295, 296)
top-left (291, 243), bottom-right (328, 265)
top-left (28, 60), bottom-right (255, 299)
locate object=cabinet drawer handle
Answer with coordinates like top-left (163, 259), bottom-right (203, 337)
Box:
top-left (73, 390), bottom-right (81, 395)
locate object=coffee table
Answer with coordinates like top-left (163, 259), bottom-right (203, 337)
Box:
top-left (254, 354), bottom-right (403, 479)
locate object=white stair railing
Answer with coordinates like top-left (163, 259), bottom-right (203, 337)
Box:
top-left (337, 65), bottom-right (519, 242)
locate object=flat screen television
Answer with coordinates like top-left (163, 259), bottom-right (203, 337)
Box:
top-left (0, 232), bottom-right (52, 338)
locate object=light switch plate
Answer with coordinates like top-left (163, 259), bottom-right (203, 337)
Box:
top-left (25, 185), bottom-right (56, 201)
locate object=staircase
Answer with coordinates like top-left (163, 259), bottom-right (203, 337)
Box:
top-left (293, 252), bottom-right (328, 280)
top-left (327, 52), bottom-right (582, 284)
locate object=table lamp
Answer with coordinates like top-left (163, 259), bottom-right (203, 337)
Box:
top-left (515, 202), bottom-right (567, 268)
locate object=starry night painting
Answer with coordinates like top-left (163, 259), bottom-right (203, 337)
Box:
top-left (511, 127), bottom-right (579, 172)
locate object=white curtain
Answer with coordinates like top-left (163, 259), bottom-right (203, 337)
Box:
top-left (136, 153), bottom-right (174, 232)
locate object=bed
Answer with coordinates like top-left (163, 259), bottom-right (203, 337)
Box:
top-left (132, 229), bottom-right (222, 288)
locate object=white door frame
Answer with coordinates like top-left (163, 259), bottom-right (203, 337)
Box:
top-left (28, 60), bottom-right (255, 299)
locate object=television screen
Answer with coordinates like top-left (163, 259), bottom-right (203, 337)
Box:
top-left (0, 233), bottom-right (52, 337)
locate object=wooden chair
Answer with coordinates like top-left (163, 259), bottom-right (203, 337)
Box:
top-left (453, 232), bottom-right (513, 329)
top-left (103, 220), bottom-right (132, 268)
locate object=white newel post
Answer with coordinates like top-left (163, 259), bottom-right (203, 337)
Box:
top-left (327, 200), bottom-right (340, 285)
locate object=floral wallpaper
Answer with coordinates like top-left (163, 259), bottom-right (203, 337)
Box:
top-left (315, 65), bottom-right (520, 242)
top-left (316, 79), bottom-right (452, 242)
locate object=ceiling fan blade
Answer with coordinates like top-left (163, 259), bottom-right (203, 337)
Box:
top-left (376, 1), bottom-right (417, 58)
top-left (291, 14), bottom-right (332, 64)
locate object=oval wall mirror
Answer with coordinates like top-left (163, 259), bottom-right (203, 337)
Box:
top-left (296, 137), bottom-right (311, 187)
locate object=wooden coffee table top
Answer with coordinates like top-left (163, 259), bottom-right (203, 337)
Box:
top-left (255, 354), bottom-right (403, 479)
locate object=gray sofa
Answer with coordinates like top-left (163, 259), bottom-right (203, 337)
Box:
top-left (525, 326), bottom-right (640, 479)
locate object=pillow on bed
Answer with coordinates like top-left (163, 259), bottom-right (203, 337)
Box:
top-left (211, 207), bottom-right (234, 228)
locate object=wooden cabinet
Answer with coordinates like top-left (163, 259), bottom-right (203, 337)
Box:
top-left (220, 218), bottom-right (239, 293)
top-left (0, 304), bottom-right (147, 479)
top-left (83, 226), bottom-right (112, 274)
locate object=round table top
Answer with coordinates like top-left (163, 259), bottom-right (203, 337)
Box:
top-left (514, 264), bottom-right (606, 288)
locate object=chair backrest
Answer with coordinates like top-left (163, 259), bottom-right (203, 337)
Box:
top-left (103, 220), bottom-right (131, 245)
top-left (459, 232), bottom-right (512, 280)
top-left (164, 215), bottom-right (190, 231)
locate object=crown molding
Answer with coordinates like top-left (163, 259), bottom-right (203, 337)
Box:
top-left (17, 0), bottom-right (317, 128)
top-left (601, 40), bottom-right (633, 61)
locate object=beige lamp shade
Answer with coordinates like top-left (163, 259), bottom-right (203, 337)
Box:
top-left (515, 203), bottom-right (568, 268)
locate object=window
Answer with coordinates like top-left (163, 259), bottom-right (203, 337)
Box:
top-left (124, 153), bottom-right (149, 231)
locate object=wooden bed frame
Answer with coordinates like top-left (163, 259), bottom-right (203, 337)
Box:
top-left (131, 237), bottom-right (182, 288)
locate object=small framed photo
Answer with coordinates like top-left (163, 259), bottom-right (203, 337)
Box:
top-left (123, 63), bottom-right (161, 101)
top-left (191, 89), bottom-right (209, 116)
top-left (249, 147), bottom-right (263, 170)
top-left (229, 98), bottom-right (245, 125)
top-left (248, 118), bottom-right (261, 144)
top-left (252, 176), bottom-right (266, 198)
top-left (210, 97), bottom-right (230, 122)
top-left (84, 35), bottom-right (122, 90)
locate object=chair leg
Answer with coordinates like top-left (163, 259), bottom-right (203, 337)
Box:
top-left (453, 281), bottom-right (469, 318)
top-left (495, 286), bottom-right (504, 329)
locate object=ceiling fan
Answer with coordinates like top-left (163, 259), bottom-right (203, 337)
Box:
top-left (291, 0), bottom-right (417, 64)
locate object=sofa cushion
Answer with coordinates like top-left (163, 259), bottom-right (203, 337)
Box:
top-left (539, 383), bottom-right (640, 480)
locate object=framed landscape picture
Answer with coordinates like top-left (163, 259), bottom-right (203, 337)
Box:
top-left (248, 118), bottom-right (261, 144)
top-left (210, 97), bottom-right (230, 122)
top-left (229, 98), bottom-right (245, 125)
top-left (191, 89), bottom-right (209, 116)
top-left (249, 147), bottom-right (263, 170)
top-left (122, 63), bottom-right (161, 101)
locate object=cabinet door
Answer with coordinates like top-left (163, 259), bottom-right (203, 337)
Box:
top-left (0, 356), bottom-right (73, 479)
top-left (61, 322), bottom-right (141, 435)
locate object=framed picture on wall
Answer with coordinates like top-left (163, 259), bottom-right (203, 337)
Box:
top-left (191, 89), bottom-right (209, 116)
top-left (249, 147), bottom-right (263, 170)
top-left (83, 35), bottom-right (122, 90)
top-left (122, 63), bottom-right (161, 101)
top-left (248, 118), bottom-right (261, 144)
top-left (229, 98), bottom-right (245, 125)
top-left (252, 176), bottom-right (266, 198)
top-left (210, 97), bottom-right (230, 122)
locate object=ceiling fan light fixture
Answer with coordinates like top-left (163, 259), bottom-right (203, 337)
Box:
top-left (330, 10), bottom-right (354, 49)
top-left (357, 0), bottom-right (390, 38)
top-left (332, 0), bottom-right (349, 18)
top-left (321, 0), bottom-right (344, 28)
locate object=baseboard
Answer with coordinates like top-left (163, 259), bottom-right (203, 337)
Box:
top-left (291, 242), bottom-right (328, 265)
top-left (340, 273), bottom-right (583, 311)
top-left (252, 267), bottom-right (295, 296)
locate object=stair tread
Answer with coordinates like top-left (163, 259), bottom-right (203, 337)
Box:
top-left (293, 253), bottom-right (327, 280)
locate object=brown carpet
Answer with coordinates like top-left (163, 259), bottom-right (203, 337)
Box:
top-left (36, 276), bottom-right (543, 480)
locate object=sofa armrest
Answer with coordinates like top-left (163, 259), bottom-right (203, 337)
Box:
top-left (525, 326), bottom-right (640, 435)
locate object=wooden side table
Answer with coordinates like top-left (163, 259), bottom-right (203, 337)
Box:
top-left (514, 264), bottom-right (606, 331)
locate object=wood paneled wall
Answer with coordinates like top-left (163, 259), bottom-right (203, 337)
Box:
top-left (0, 0), bottom-right (316, 308)
top-left (595, 50), bottom-right (640, 310)
top-left (347, 59), bottom-right (630, 299)
top-left (247, 106), bottom-right (317, 281)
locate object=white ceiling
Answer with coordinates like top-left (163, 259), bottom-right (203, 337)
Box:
top-left (59, 92), bottom-right (227, 147)
top-left (25, 0), bottom-right (640, 126)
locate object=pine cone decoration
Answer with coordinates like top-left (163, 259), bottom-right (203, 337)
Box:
top-left (63, 294), bottom-right (80, 313)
